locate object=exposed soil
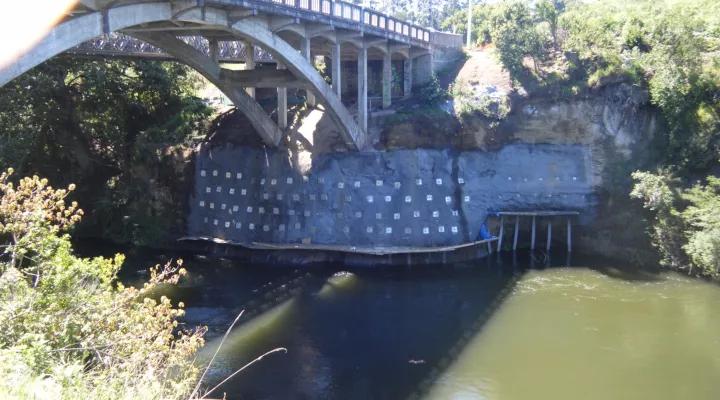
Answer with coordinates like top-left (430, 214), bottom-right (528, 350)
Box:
top-left (455, 47), bottom-right (513, 94)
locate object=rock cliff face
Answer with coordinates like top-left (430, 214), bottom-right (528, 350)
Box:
top-left (182, 81), bottom-right (660, 260)
top-left (501, 83), bottom-right (659, 187)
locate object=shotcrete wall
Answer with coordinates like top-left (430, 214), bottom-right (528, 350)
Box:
top-left (187, 144), bottom-right (594, 247)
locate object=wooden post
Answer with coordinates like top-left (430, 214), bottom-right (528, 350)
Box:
top-left (567, 217), bottom-right (572, 253)
top-left (531, 216), bottom-right (536, 251)
top-left (497, 215), bottom-right (504, 252)
top-left (512, 216), bottom-right (520, 252)
top-left (546, 221), bottom-right (552, 252)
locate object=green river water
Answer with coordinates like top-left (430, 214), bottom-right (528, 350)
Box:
top-left (115, 249), bottom-right (720, 399)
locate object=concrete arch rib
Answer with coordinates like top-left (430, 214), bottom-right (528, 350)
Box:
top-left (0, 2), bottom-right (367, 150)
top-left (130, 32), bottom-right (282, 146)
top-left (0, 3), bottom-right (172, 86)
top-left (226, 18), bottom-right (367, 151)
top-left (0, 2), bottom-right (281, 146)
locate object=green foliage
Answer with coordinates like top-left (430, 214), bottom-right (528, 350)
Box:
top-left (0, 58), bottom-right (211, 245)
top-left (0, 169), bottom-right (206, 399)
top-left (450, 83), bottom-right (510, 121)
top-left (536, 0), bottom-right (565, 47)
top-left (441, 4), bottom-right (499, 46)
top-left (489, 1), bottom-right (548, 83)
top-left (416, 74), bottom-right (447, 105)
top-left (560, 0), bottom-right (720, 171)
top-left (632, 170), bottom-right (720, 277)
top-left (680, 176), bottom-right (720, 276)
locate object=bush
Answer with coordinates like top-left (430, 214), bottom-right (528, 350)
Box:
top-left (631, 170), bottom-right (720, 278)
top-left (450, 82), bottom-right (510, 121)
top-left (416, 74), bottom-right (447, 105)
top-left (0, 58), bottom-right (212, 245)
top-left (0, 169), bottom-right (206, 399)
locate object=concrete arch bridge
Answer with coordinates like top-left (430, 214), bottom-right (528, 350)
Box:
top-left (0, 0), bottom-right (462, 151)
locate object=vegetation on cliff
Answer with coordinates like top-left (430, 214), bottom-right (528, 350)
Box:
top-left (0, 169), bottom-right (205, 399)
top-left (441, 0), bottom-right (720, 276)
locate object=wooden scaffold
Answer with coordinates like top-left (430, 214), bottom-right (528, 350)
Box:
top-left (493, 211), bottom-right (579, 253)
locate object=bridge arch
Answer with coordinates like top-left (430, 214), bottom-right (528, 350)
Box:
top-left (0, 2), bottom-right (368, 150)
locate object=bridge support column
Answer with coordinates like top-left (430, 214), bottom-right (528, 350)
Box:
top-left (358, 46), bottom-right (368, 133)
top-left (300, 37), bottom-right (316, 107)
top-left (403, 58), bottom-right (413, 99)
top-left (277, 63), bottom-right (288, 129)
top-left (243, 40), bottom-right (256, 99)
top-left (331, 42), bottom-right (342, 100)
top-left (413, 53), bottom-right (433, 87)
top-left (382, 52), bottom-right (392, 109)
top-left (209, 39), bottom-right (219, 63)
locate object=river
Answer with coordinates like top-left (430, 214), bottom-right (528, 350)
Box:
top-left (109, 246), bottom-right (720, 400)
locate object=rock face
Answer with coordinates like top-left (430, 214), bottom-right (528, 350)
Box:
top-left (509, 84), bottom-right (656, 152)
top-left (183, 81), bottom-right (658, 258)
top-left (187, 144), bottom-right (593, 247)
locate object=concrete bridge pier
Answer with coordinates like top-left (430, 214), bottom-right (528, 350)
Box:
top-left (403, 58), bottom-right (413, 99)
top-left (243, 40), bottom-right (256, 99)
top-left (300, 36), bottom-right (316, 107)
top-left (331, 42), bottom-right (342, 100)
top-left (382, 51), bottom-right (392, 109)
top-left (277, 62), bottom-right (288, 129)
top-left (357, 46), bottom-right (368, 133)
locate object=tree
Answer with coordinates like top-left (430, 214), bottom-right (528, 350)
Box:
top-left (0, 58), bottom-right (211, 245)
top-left (536, 0), bottom-right (565, 48)
top-left (490, 1), bottom-right (546, 81)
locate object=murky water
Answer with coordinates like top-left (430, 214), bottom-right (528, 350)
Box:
top-left (110, 247), bottom-right (720, 400)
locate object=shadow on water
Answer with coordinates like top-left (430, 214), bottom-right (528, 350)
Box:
top-left (80, 239), bottom-right (672, 399)
top-left (199, 252), bottom-right (549, 400)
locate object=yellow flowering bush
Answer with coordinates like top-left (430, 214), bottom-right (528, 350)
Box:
top-left (0, 169), bottom-right (206, 399)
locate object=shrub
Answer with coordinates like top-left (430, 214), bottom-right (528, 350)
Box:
top-left (0, 169), bottom-right (206, 399)
top-left (631, 170), bottom-right (720, 278)
top-left (416, 74), bottom-right (447, 105)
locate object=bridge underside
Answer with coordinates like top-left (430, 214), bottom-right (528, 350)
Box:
top-left (0, 0), bottom-right (448, 151)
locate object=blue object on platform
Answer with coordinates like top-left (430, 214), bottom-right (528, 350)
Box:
top-left (477, 223), bottom-right (492, 240)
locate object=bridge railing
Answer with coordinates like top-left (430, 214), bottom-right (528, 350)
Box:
top-left (264, 0), bottom-right (431, 44)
